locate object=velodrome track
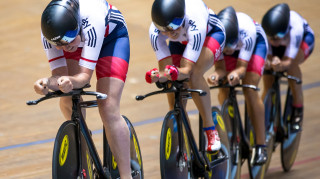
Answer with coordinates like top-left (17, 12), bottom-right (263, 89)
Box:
top-left (1, 0), bottom-right (319, 178)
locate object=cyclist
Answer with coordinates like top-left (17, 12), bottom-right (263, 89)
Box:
top-left (33, 0), bottom-right (132, 178)
top-left (261, 3), bottom-right (314, 131)
top-left (207, 6), bottom-right (268, 165)
top-left (145, 0), bottom-right (225, 152)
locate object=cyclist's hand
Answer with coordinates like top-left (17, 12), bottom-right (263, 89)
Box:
top-left (228, 72), bottom-right (240, 86)
top-left (271, 56), bottom-right (282, 72)
top-left (207, 72), bottom-right (221, 86)
top-left (57, 76), bottom-right (73, 93)
top-left (145, 68), bottom-right (160, 83)
top-left (264, 59), bottom-right (272, 70)
top-left (34, 78), bottom-right (49, 95)
top-left (164, 65), bottom-right (179, 81)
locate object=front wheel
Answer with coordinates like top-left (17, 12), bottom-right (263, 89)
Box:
top-left (52, 121), bottom-right (93, 179)
top-left (281, 88), bottom-right (302, 172)
top-left (221, 99), bottom-right (241, 179)
top-left (160, 111), bottom-right (192, 179)
top-left (105, 115), bottom-right (144, 179)
top-left (263, 88), bottom-right (278, 171)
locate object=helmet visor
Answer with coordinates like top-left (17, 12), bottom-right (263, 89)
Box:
top-left (47, 27), bottom-right (80, 46)
top-left (226, 41), bottom-right (238, 49)
top-left (154, 17), bottom-right (185, 31)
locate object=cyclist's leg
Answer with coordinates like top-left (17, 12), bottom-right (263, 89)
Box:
top-left (95, 33), bottom-right (132, 178)
top-left (97, 77), bottom-right (131, 178)
top-left (287, 30), bottom-right (314, 128)
top-left (287, 49), bottom-right (304, 106)
top-left (190, 32), bottom-right (224, 152)
top-left (194, 27), bottom-right (224, 128)
top-left (190, 46), bottom-right (215, 128)
top-left (243, 72), bottom-right (265, 145)
top-left (245, 34), bottom-right (268, 164)
top-left (261, 73), bottom-right (274, 101)
top-left (244, 35), bottom-right (267, 146)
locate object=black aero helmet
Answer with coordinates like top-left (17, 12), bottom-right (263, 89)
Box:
top-left (262, 3), bottom-right (290, 38)
top-left (41, 0), bottom-right (80, 46)
top-left (151, 0), bottom-right (185, 31)
top-left (217, 6), bottom-right (239, 48)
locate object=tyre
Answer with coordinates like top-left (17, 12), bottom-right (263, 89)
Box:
top-left (160, 111), bottom-right (192, 179)
top-left (221, 99), bottom-right (241, 179)
top-left (106, 115), bottom-right (144, 179)
top-left (263, 89), bottom-right (278, 171)
top-left (52, 121), bottom-right (93, 179)
top-left (204, 107), bottom-right (230, 179)
top-left (281, 89), bottom-right (302, 172)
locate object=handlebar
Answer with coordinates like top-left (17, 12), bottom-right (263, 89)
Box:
top-left (26, 84), bottom-right (107, 105)
top-left (263, 70), bottom-right (302, 84)
top-left (210, 82), bottom-right (260, 91)
top-left (136, 79), bottom-right (206, 101)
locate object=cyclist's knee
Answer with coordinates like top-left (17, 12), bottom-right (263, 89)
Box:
top-left (59, 96), bottom-right (72, 109)
top-left (218, 89), bottom-right (228, 105)
top-left (244, 89), bottom-right (259, 103)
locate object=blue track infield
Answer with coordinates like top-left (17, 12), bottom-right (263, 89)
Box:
top-left (1, 81), bottom-right (319, 151)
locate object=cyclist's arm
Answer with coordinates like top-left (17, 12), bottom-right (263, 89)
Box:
top-left (61, 67), bottom-right (93, 89)
top-left (279, 56), bottom-right (293, 71)
top-left (230, 59), bottom-right (248, 79)
top-left (43, 66), bottom-right (92, 92)
top-left (177, 58), bottom-right (195, 80)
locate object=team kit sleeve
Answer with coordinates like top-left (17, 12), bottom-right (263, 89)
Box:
top-left (41, 32), bottom-right (67, 71)
top-left (237, 15), bottom-right (257, 62)
top-left (78, 2), bottom-right (106, 70)
top-left (284, 11), bottom-right (304, 59)
top-left (149, 23), bottom-right (171, 61)
top-left (183, 12), bottom-right (208, 63)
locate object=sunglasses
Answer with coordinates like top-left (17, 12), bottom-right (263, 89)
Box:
top-left (47, 28), bottom-right (80, 46)
top-left (154, 17), bottom-right (185, 32)
top-left (270, 26), bottom-right (290, 40)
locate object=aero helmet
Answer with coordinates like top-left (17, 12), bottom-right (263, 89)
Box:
top-left (217, 6), bottom-right (239, 48)
top-left (41, 0), bottom-right (80, 46)
top-left (262, 3), bottom-right (290, 38)
top-left (151, 0), bottom-right (185, 31)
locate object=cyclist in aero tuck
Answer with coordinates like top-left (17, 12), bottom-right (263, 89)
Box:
top-left (207, 6), bottom-right (268, 165)
top-left (145, 0), bottom-right (226, 152)
top-left (261, 3), bottom-right (315, 132)
top-left (33, 0), bottom-right (132, 178)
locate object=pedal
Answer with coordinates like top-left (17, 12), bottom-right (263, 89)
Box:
top-left (103, 167), bottom-right (112, 179)
top-left (131, 170), bottom-right (141, 179)
top-left (208, 151), bottom-right (227, 170)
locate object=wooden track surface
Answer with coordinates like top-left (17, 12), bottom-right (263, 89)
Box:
top-left (0, 0), bottom-right (319, 178)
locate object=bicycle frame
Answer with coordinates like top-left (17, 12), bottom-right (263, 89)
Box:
top-left (210, 84), bottom-right (258, 160)
top-left (136, 81), bottom-right (226, 174)
top-left (27, 87), bottom-right (109, 179)
top-left (264, 70), bottom-right (302, 140)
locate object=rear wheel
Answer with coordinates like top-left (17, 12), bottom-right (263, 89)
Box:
top-left (281, 88), bottom-right (302, 172)
top-left (105, 115), bottom-right (144, 179)
top-left (160, 111), bottom-right (192, 179)
top-left (221, 99), bottom-right (241, 179)
top-left (52, 121), bottom-right (93, 179)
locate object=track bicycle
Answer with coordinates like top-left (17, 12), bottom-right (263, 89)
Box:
top-left (136, 80), bottom-right (229, 179)
top-left (27, 84), bottom-right (143, 179)
top-left (263, 70), bottom-right (302, 172)
top-left (210, 80), bottom-right (269, 179)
